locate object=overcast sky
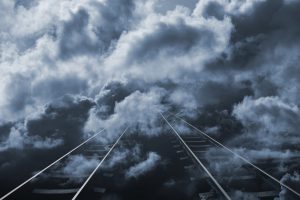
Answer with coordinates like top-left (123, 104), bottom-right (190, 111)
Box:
top-left (0, 0), bottom-right (300, 199)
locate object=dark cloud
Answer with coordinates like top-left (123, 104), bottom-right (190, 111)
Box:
top-left (103, 144), bottom-right (142, 169)
top-left (0, 94), bottom-right (96, 194)
top-left (155, 0), bottom-right (198, 13)
top-left (279, 172), bottom-right (300, 200)
top-left (1, 94), bottom-right (95, 152)
top-left (1, 0), bottom-right (300, 197)
top-left (232, 96), bottom-right (300, 149)
top-left (95, 81), bottom-right (136, 119)
top-left (32, 74), bottom-right (88, 100)
top-left (59, 8), bottom-right (92, 59)
top-left (191, 80), bottom-right (253, 109)
top-left (59, 0), bottom-right (135, 59)
top-left (200, 1), bottom-right (225, 20)
top-left (202, 0), bottom-right (300, 73)
top-left (0, 123), bottom-right (13, 141)
top-left (128, 22), bottom-right (214, 62)
top-left (26, 95), bottom-right (95, 147)
top-left (3, 72), bottom-right (88, 121)
top-left (92, 0), bottom-right (135, 41)
top-left (5, 73), bottom-right (34, 113)
top-left (14, 0), bottom-right (38, 9)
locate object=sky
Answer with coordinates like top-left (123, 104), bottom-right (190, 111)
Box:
top-left (0, 0), bottom-right (300, 199)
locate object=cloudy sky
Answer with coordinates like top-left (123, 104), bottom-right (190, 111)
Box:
top-left (0, 0), bottom-right (300, 199)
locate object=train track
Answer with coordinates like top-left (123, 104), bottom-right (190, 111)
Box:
top-left (161, 112), bottom-right (300, 199)
top-left (0, 127), bottom-right (128, 200)
top-left (1, 112), bottom-right (299, 200)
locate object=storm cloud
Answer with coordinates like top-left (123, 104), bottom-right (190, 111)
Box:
top-left (1, 0), bottom-right (300, 198)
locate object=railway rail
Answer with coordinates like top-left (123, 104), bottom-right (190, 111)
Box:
top-left (1, 111), bottom-right (300, 200)
top-left (0, 127), bottom-right (128, 200)
top-left (161, 112), bottom-right (300, 199)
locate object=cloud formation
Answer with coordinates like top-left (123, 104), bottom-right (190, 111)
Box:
top-left (233, 96), bottom-right (300, 148)
top-left (59, 154), bottom-right (99, 183)
top-left (279, 172), bottom-right (300, 199)
top-left (0, 1), bottom-right (300, 197)
top-left (125, 152), bottom-right (161, 179)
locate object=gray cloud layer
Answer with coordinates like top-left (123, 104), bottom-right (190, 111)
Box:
top-left (0, 1), bottom-right (300, 198)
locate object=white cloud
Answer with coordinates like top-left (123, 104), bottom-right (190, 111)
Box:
top-left (233, 96), bottom-right (300, 143)
top-left (0, 123), bottom-right (25, 151)
top-left (125, 152), bottom-right (161, 179)
top-left (193, 0), bottom-right (267, 18)
top-left (279, 172), bottom-right (300, 200)
top-left (168, 89), bottom-right (198, 117)
top-left (103, 144), bottom-right (142, 169)
top-left (1, 1), bottom-right (300, 185)
top-left (59, 154), bottom-right (99, 183)
top-left (0, 122), bottom-right (63, 151)
top-left (103, 6), bottom-right (233, 82)
top-left (84, 87), bottom-right (167, 141)
top-left (32, 137), bottom-right (64, 149)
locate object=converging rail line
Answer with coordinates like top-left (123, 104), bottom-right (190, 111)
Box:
top-left (161, 113), bottom-right (231, 200)
top-left (2, 111), bottom-right (300, 199)
top-left (72, 127), bottom-right (128, 200)
top-left (161, 112), bottom-right (300, 199)
top-left (0, 127), bottom-right (128, 200)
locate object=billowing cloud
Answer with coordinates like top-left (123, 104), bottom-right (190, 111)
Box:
top-left (0, 123), bottom-right (26, 151)
top-left (59, 154), bottom-right (99, 183)
top-left (0, 122), bottom-right (63, 152)
top-left (84, 87), bottom-right (167, 141)
top-left (103, 144), bottom-right (142, 169)
top-left (125, 152), bottom-right (161, 179)
top-left (279, 172), bottom-right (300, 200)
top-left (1, 0), bottom-right (300, 197)
top-left (232, 96), bottom-right (300, 148)
top-left (103, 6), bottom-right (232, 82)
top-left (0, 95), bottom-right (93, 153)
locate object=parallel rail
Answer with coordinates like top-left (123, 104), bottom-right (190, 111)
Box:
top-left (161, 112), bottom-right (300, 199)
top-left (161, 113), bottom-right (231, 200)
top-left (0, 128), bottom-right (127, 200)
top-left (2, 111), bottom-right (300, 199)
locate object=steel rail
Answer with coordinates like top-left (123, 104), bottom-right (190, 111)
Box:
top-left (72, 127), bottom-right (128, 200)
top-left (170, 112), bottom-right (300, 198)
top-left (0, 129), bottom-right (105, 200)
top-left (160, 113), bottom-right (231, 200)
